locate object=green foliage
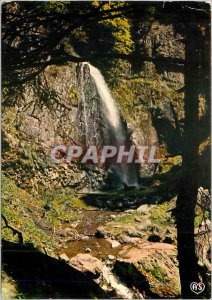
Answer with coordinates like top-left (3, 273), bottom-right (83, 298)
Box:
top-left (43, 2), bottom-right (68, 14)
top-left (68, 85), bottom-right (80, 106)
top-left (143, 262), bottom-right (168, 283)
top-left (2, 271), bottom-right (23, 299)
top-left (100, 16), bottom-right (134, 55)
top-left (39, 187), bottom-right (81, 223)
top-left (158, 156), bottom-right (182, 174)
top-left (96, 2), bottom-right (134, 55)
top-left (1, 176), bottom-right (80, 249)
top-left (195, 206), bottom-right (210, 227)
top-left (70, 197), bottom-right (92, 210)
top-left (150, 202), bottom-right (173, 226)
top-left (2, 176), bottom-right (54, 249)
top-left (71, 2), bottom-right (134, 56)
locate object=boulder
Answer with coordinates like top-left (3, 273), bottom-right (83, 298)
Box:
top-left (124, 209), bottom-right (135, 213)
top-left (108, 255), bottom-right (115, 260)
top-left (69, 254), bottom-right (103, 278)
top-left (95, 226), bottom-right (107, 238)
top-left (118, 234), bottom-right (141, 244)
top-left (125, 229), bottom-right (145, 238)
top-left (85, 247), bottom-right (92, 253)
top-left (115, 242), bottom-right (180, 298)
top-left (107, 239), bottom-right (121, 248)
top-left (136, 204), bottom-right (152, 214)
top-left (110, 214), bottom-right (117, 220)
top-left (59, 253), bottom-right (69, 263)
top-left (138, 220), bottom-right (152, 230)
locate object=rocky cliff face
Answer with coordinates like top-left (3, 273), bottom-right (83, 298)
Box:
top-left (105, 22), bottom-right (185, 156)
top-left (76, 63), bottom-right (110, 147)
top-left (2, 64), bottom-right (84, 192)
top-left (2, 21), bottom-right (185, 192)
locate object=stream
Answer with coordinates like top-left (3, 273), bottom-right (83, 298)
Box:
top-left (55, 206), bottom-right (144, 299)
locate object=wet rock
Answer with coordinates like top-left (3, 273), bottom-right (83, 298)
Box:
top-left (69, 254), bottom-right (103, 278)
top-left (95, 226), bottom-right (107, 238)
top-left (85, 247), bottom-right (92, 253)
top-left (108, 255), bottom-right (115, 260)
top-left (117, 202), bottom-right (123, 208)
top-left (59, 253), bottom-right (69, 263)
top-left (115, 242), bottom-right (180, 298)
top-left (107, 239), bottom-right (121, 248)
top-left (111, 241), bottom-right (121, 248)
top-left (106, 200), bottom-right (112, 207)
top-left (81, 235), bottom-right (90, 241)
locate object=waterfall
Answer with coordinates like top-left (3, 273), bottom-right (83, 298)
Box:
top-left (79, 62), bottom-right (138, 189)
top-left (86, 63), bottom-right (124, 132)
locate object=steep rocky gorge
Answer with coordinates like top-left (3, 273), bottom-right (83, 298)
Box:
top-left (2, 22), bottom-right (185, 192)
top-left (2, 19), bottom-right (210, 299)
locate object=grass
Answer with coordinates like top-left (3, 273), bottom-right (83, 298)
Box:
top-left (101, 198), bottom-right (176, 238)
top-left (2, 272), bottom-right (23, 299)
top-left (70, 197), bottom-right (93, 210)
top-left (1, 176), bottom-right (81, 250)
top-left (103, 211), bottom-right (144, 235)
top-left (150, 265), bottom-right (168, 283)
top-left (2, 175), bottom-right (55, 249)
top-left (115, 212), bottom-right (144, 224)
top-left (150, 201), bottom-right (174, 227)
top-left (158, 156), bottom-right (182, 174)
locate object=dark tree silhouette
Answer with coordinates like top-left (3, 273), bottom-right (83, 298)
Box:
top-left (2, 1), bottom-right (211, 298)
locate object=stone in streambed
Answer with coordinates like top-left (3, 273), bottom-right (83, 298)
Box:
top-left (125, 230), bottom-right (145, 238)
top-left (108, 255), bottom-right (116, 260)
top-left (95, 226), bottom-right (107, 238)
top-left (107, 239), bottom-right (121, 248)
top-left (59, 253), bottom-right (70, 263)
top-left (85, 247), bottom-right (92, 253)
top-left (69, 253), bottom-right (103, 278)
top-left (118, 234), bottom-right (141, 244)
top-left (115, 242), bottom-right (180, 298)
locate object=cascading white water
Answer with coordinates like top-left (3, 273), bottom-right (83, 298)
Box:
top-left (86, 63), bottom-right (123, 132)
top-left (79, 64), bottom-right (93, 191)
top-left (81, 62), bottom-right (138, 188)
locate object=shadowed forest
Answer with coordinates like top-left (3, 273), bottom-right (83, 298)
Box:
top-left (1, 1), bottom-right (211, 299)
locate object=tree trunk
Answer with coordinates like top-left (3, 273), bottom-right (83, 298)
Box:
top-left (176, 23), bottom-right (203, 298)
